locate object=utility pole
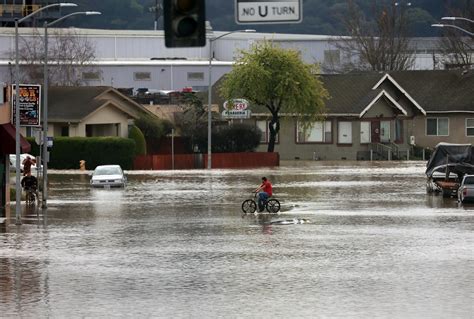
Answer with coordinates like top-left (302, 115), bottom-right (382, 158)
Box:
top-left (150, 0), bottom-right (163, 30)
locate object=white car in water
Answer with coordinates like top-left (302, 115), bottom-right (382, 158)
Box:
top-left (90, 165), bottom-right (126, 188)
top-left (458, 175), bottom-right (474, 203)
top-left (9, 154), bottom-right (42, 173)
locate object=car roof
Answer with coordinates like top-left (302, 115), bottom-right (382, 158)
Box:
top-left (94, 165), bottom-right (122, 169)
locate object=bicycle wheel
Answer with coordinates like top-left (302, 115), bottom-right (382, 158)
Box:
top-left (241, 199), bottom-right (257, 214)
top-left (266, 199), bottom-right (280, 214)
top-left (26, 192), bottom-right (35, 205)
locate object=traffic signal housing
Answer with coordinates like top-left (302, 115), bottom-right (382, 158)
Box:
top-left (164, 0), bottom-right (206, 48)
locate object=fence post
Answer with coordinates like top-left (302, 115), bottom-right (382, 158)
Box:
top-left (370, 150), bottom-right (373, 161)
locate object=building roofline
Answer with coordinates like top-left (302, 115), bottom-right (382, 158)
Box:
top-left (359, 90), bottom-right (408, 118)
top-left (372, 73), bottom-right (427, 115)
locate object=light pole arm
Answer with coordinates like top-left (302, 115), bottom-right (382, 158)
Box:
top-left (432, 23), bottom-right (474, 37)
top-left (441, 17), bottom-right (474, 24)
top-left (46, 11), bottom-right (101, 27)
top-left (19, 2), bottom-right (77, 24)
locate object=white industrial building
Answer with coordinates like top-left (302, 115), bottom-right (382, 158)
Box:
top-left (0, 27), bottom-right (451, 93)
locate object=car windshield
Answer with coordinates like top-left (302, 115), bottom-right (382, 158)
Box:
top-left (464, 176), bottom-right (474, 185)
top-left (94, 166), bottom-right (121, 175)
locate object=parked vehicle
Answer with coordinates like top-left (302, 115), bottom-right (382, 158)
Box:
top-left (426, 143), bottom-right (474, 197)
top-left (9, 154), bottom-right (42, 173)
top-left (458, 175), bottom-right (474, 203)
top-left (90, 165), bottom-right (126, 188)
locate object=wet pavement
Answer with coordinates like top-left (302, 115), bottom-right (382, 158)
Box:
top-left (1, 161), bottom-right (473, 318)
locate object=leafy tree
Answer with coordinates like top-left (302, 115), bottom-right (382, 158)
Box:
top-left (212, 124), bottom-right (262, 153)
top-left (134, 113), bottom-right (172, 141)
top-left (220, 41), bottom-right (329, 152)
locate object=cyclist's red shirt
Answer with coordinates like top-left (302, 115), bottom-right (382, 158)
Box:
top-left (261, 180), bottom-right (273, 197)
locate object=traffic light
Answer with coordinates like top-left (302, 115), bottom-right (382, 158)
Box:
top-left (164, 0), bottom-right (206, 48)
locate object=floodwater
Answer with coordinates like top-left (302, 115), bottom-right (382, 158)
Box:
top-left (1, 161), bottom-right (473, 318)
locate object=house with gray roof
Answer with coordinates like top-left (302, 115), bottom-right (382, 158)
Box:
top-left (216, 70), bottom-right (474, 160)
top-left (46, 86), bottom-right (151, 138)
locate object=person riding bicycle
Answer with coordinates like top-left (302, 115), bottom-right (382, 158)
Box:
top-left (255, 176), bottom-right (273, 212)
top-left (21, 171), bottom-right (38, 201)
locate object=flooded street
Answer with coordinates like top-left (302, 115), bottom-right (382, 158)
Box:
top-left (1, 161), bottom-right (473, 318)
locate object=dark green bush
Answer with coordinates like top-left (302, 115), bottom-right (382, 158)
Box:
top-left (193, 123), bottom-right (262, 153)
top-left (128, 125), bottom-right (147, 155)
top-left (48, 137), bottom-right (136, 170)
top-left (25, 137), bottom-right (40, 156)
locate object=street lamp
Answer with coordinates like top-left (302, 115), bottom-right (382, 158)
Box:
top-left (431, 23), bottom-right (474, 37)
top-left (41, 11), bottom-right (101, 209)
top-left (441, 17), bottom-right (474, 24)
top-left (207, 29), bottom-right (255, 169)
top-left (14, 2), bottom-right (77, 225)
top-left (432, 16), bottom-right (474, 37)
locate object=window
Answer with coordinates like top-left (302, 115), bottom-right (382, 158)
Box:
top-left (134, 72), bottom-right (151, 81)
top-left (187, 72), bottom-right (204, 81)
top-left (82, 71), bottom-right (101, 81)
top-left (338, 121), bottom-right (352, 144)
top-left (296, 120), bottom-right (332, 143)
top-left (324, 50), bottom-right (340, 66)
top-left (427, 118), bottom-right (449, 136)
top-left (467, 119), bottom-right (474, 137)
top-left (61, 126), bottom-right (69, 137)
top-left (257, 120), bottom-right (278, 144)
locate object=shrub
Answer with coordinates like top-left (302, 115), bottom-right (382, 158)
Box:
top-left (25, 137), bottom-right (40, 156)
top-left (193, 123), bottom-right (262, 153)
top-left (128, 125), bottom-right (147, 155)
top-left (48, 137), bottom-right (136, 169)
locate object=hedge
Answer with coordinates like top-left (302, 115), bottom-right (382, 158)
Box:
top-left (45, 137), bottom-right (136, 170)
top-left (128, 125), bottom-right (147, 156)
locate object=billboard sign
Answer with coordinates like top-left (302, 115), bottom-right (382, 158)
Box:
top-left (222, 110), bottom-right (252, 119)
top-left (223, 98), bottom-right (249, 111)
top-left (235, 0), bottom-right (302, 24)
top-left (11, 84), bottom-right (41, 127)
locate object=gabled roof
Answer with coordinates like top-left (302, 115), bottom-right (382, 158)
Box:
top-left (215, 70), bottom-right (474, 117)
top-left (387, 70), bottom-right (474, 113)
top-left (48, 86), bottom-right (149, 122)
top-left (372, 73), bottom-right (426, 115)
top-left (359, 90), bottom-right (408, 118)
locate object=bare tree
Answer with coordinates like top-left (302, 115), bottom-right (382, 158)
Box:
top-left (14, 28), bottom-right (100, 86)
top-left (335, 0), bottom-right (415, 72)
top-left (437, 5), bottom-right (473, 69)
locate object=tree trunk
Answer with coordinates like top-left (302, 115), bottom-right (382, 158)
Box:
top-left (267, 113), bottom-right (280, 152)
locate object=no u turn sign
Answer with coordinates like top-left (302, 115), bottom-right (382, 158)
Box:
top-left (235, 0), bottom-right (302, 24)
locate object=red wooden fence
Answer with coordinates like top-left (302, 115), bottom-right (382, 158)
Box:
top-left (134, 152), bottom-right (279, 170)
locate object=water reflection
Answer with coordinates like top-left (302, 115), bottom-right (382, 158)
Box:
top-left (1, 161), bottom-right (473, 318)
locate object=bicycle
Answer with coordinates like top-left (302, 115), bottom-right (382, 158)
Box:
top-left (241, 192), bottom-right (281, 214)
top-left (24, 188), bottom-right (38, 206)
